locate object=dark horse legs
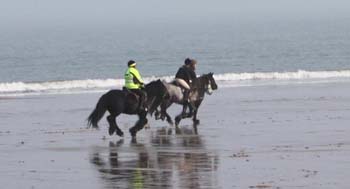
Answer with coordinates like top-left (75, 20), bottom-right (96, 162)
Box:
top-left (160, 102), bottom-right (174, 125)
top-left (107, 114), bottom-right (124, 137)
top-left (155, 108), bottom-right (173, 125)
top-left (129, 110), bottom-right (148, 137)
top-left (154, 101), bottom-right (174, 125)
top-left (192, 100), bottom-right (202, 125)
top-left (175, 100), bottom-right (201, 127)
top-left (107, 111), bottom-right (148, 138)
top-left (175, 105), bottom-right (194, 127)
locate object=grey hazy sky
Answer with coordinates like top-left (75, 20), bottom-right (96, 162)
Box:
top-left (1, 0), bottom-right (350, 28)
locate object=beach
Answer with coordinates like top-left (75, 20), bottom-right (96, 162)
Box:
top-left (1, 81), bottom-right (350, 189)
top-left (2, 0), bottom-right (350, 188)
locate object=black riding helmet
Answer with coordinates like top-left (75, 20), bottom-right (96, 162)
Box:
top-left (184, 58), bottom-right (191, 65)
top-left (128, 60), bottom-right (136, 67)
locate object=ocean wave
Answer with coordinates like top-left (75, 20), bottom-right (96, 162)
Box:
top-left (214, 70), bottom-right (350, 81)
top-left (1, 70), bottom-right (350, 95)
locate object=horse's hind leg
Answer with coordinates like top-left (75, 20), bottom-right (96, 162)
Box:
top-left (161, 101), bottom-right (173, 125)
top-left (175, 114), bottom-right (182, 127)
top-left (107, 114), bottom-right (123, 137)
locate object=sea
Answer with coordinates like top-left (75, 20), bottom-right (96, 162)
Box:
top-left (1, 18), bottom-right (350, 96)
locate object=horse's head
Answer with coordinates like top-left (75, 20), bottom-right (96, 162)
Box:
top-left (203, 72), bottom-right (218, 95)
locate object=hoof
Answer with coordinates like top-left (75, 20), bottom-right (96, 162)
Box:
top-left (116, 130), bottom-right (124, 137)
top-left (175, 116), bottom-right (181, 127)
top-left (160, 115), bottom-right (166, 121)
top-left (108, 126), bottom-right (116, 136)
top-left (194, 119), bottom-right (200, 125)
top-left (129, 128), bottom-right (136, 137)
top-left (131, 137), bottom-right (137, 144)
top-left (167, 128), bottom-right (172, 135)
top-left (168, 119), bottom-right (174, 126)
top-left (155, 112), bottom-right (160, 120)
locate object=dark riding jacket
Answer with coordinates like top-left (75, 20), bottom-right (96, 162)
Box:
top-left (175, 66), bottom-right (196, 86)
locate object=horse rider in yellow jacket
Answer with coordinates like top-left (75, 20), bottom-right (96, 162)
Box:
top-left (124, 60), bottom-right (147, 112)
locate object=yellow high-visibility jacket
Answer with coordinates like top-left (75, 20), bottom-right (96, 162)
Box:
top-left (124, 67), bottom-right (144, 89)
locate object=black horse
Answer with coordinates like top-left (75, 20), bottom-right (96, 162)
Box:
top-left (88, 79), bottom-right (166, 138)
top-left (155, 73), bottom-right (218, 126)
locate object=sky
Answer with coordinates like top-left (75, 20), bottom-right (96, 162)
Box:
top-left (1, 0), bottom-right (350, 28)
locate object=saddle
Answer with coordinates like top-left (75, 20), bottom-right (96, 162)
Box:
top-left (122, 87), bottom-right (139, 102)
top-left (122, 87), bottom-right (148, 112)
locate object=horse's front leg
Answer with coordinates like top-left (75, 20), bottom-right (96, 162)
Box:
top-left (192, 101), bottom-right (202, 126)
top-left (192, 108), bottom-right (200, 125)
top-left (175, 109), bottom-right (192, 127)
top-left (129, 111), bottom-right (148, 138)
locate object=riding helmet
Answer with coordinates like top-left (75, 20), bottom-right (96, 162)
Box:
top-left (185, 58), bottom-right (191, 65)
top-left (128, 60), bottom-right (136, 67)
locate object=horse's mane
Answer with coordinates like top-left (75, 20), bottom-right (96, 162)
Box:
top-left (192, 74), bottom-right (209, 89)
top-left (145, 79), bottom-right (162, 94)
top-left (192, 72), bottom-right (217, 91)
top-left (145, 79), bottom-right (161, 87)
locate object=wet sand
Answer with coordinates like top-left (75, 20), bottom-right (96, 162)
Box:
top-left (1, 82), bottom-right (350, 188)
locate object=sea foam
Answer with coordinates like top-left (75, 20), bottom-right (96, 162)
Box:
top-left (1, 70), bottom-right (350, 95)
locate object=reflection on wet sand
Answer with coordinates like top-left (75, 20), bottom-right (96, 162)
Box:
top-left (90, 125), bottom-right (219, 189)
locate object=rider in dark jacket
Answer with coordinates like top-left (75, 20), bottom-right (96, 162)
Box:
top-left (175, 58), bottom-right (197, 116)
top-left (175, 59), bottom-right (196, 85)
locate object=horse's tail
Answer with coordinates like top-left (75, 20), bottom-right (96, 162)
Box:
top-left (87, 94), bottom-right (107, 129)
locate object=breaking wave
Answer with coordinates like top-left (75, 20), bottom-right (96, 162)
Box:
top-left (1, 70), bottom-right (350, 96)
top-left (214, 70), bottom-right (350, 81)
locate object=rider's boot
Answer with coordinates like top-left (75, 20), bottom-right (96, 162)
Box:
top-left (139, 94), bottom-right (147, 112)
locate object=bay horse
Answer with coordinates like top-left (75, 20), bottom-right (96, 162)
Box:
top-left (155, 73), bottom-right (218, 126)
top-left (88, 79), bottom-right (166, 138)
